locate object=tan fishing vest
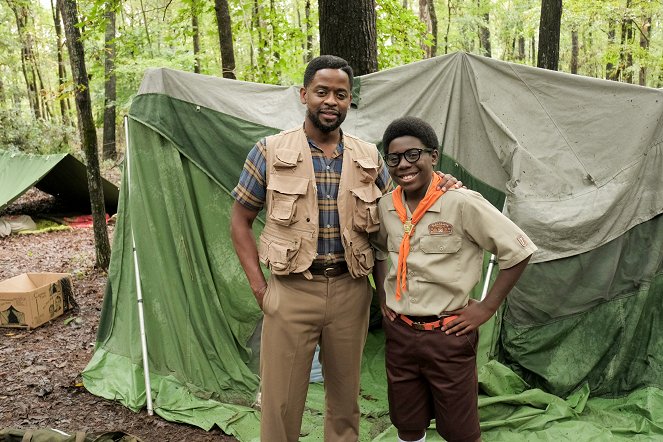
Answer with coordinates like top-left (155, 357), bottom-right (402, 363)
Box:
top-left (258, 126), bottom-right (382, 278)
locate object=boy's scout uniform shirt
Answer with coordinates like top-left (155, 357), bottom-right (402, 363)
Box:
top-left (371, 188), bottom-right (537, 316)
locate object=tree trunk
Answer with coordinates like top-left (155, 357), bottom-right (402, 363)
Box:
top-left (517, 36), bottom-right (526, 61)
top-left (253, 0), bottom-right (265, 81)
top-left (428, 0), bottom-right (438, 57)
top-left (419, 0), bottom-right (432, 58)
top-left (606, 20), bottom-right (617, 80)
top-left (537, 0), bottom-right (562, 70)
top-left (304, 0), bottom-right (313, 62)
top-left (103, 4), bottom-right (117, 160)
top-left (319, 0), bottom-right (377, 75)
top-left (570, 29), bottom-right (578, 74)
top-left (9, 1), bottom-right (42, 119)
top-left (477, 0), bottom-right (491, 57)
top-left (138, 0), bottom-right (153, 56)
top-left (444, 0), bottom-right (452, 55)
top-left (51, 0), bottom-right (71, 126)
top-left (59, 0), bottom-right (111, 270)
top-left (35, 57), bottom-right (52, 120)
top-left (639, 16), bottom-right (651, 86)
top-left (192, 1), bottom-right (201, 74)
top-left (214, 0), bottom-right (236, 79)
top-left (619, 0), bottom-right (633, 84)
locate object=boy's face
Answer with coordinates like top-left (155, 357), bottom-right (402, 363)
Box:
top-left (386, 135), bottom-right (438, 194)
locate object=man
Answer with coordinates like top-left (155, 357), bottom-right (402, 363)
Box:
top-left (372, 116), bottom-right (537, 442)
top-left (230, 56), bottom-right (459, 441)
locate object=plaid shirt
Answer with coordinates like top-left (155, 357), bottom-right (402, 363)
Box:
top-left (232, 135), bottom-right (392, 264)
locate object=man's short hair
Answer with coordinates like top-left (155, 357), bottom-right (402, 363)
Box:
top-left (382, 116), bottom-right (440, 154)
top-left (304, 55), bottom-right (354, 88)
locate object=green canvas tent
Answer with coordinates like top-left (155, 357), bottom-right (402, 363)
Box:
top-left (0, 151), bottom-right (119, 214)
top-left (82, 52), bottom-right (663, 441)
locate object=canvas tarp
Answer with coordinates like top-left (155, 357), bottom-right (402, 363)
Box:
top-left (82, 52), bottom-right (663, 440)
top-left (0, 151), bottom-right (120, 214)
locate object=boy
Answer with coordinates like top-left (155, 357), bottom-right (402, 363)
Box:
top-left (371, 117), bottom-right (537, 442)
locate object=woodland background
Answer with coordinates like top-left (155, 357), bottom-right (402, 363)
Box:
top-left (1, 0), bottom-right (662, 266)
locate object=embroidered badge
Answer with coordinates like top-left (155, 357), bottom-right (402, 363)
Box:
top-left (428, 221), bottom-right (453, 235)
top-left (517, 235), bottom-right (528, 247)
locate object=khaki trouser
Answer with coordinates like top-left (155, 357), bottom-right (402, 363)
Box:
top-left (260, 271), bottom-right (372, 442)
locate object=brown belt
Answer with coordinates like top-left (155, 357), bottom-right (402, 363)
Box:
top-left (398, 314), bottom-right (458, 331)
top-left (308, 262), bottom-right (349, 277)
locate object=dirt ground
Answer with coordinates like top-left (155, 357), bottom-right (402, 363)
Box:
top-left (0, 186), bottom-right (239, 441)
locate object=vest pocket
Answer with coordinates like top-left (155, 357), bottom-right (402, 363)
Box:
top-left (259, 233), bottom-right (301, 274)
top-left (350, 185), bottom-right (382, 233)
top-left (342, 229), bottom-right (375, 277)
top-left (267, 175), bottom-right (309, 226)
top-left (353, 157), bottom-right (379, 183)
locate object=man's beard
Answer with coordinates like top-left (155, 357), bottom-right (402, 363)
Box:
top-left (307, 109), bottom-right (346, 133)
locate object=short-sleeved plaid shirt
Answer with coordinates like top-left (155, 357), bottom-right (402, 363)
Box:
top-left (232, 135), bottom-right (392, 265)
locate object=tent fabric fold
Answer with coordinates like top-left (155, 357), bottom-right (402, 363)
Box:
top-left (83, 52), bottom-right (663, 440)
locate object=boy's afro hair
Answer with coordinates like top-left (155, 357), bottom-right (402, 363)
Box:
top-left (382, 116), bottom-right (440, 154)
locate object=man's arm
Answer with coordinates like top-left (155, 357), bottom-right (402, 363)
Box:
top-left (230, 201), bottom-right (268, 309)
top-left (435, 172), bottom-right (464, 191)
top-left (372, 259), bottom-right (396, 321)
top-left (443, 255), bottom-right (531, 336)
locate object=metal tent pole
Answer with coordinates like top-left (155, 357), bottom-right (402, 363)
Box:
top-left (124, 115), bottom-right (154, 416)
top-left (480, 196), bottom-right (507, 301)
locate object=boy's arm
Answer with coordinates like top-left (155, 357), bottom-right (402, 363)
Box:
top-left (442, 255), bottom-right (531, 336)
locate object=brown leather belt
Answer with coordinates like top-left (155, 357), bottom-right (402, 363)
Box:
top-left (398, 314), bottom-right (458, 331)
top-left (308, 262), bottom-right (349, 277)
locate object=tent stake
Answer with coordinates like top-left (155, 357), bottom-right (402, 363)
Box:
top-left (124, 115), bottom-right (154, 416)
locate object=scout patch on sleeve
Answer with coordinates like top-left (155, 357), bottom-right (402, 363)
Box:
top-left (517, 235), bottom-right (528, 247)
top-left (428, 221), bottom-right (453, 235)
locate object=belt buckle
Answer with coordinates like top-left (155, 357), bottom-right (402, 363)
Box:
top-left (412, 321), bottom-right (425, 330)
top-left (323, 267), bottom-right (335, 277)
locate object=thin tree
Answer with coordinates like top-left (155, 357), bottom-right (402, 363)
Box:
top-left (50, 0), bottom-right (71, 126)
top-left (319, 0), bottom-right (378, 75)
top-left (444, 0), bottom-right (453, 55)
top-left (570, 28), bottom-right (578, 74)
top-left (418, 0), bottom-right (438, 58)
top-left (7, 0), bottom-right (42, 119)
top-left (606, 19), bottom-right (617, 80)
top-left (537, 0), bottom-right (562, 70)
top-left (191, 0), bottom-right (201, 74)
top-left (214, 0), bottom-right (236, 79)
top-left (427, 0), bottom-right (437, 57)
top-left (103, 2), bottom-right (117, 160)
top-left (618, 0), bottom-right (634, 84)
top-left (477, 0), bottom-right (491, 57)
top-left (59, 0), bottom-right (111, 270)
top-left (304, 0), bottom-right (313, 62)
top-left (639, 16), bottom-right (651, 86)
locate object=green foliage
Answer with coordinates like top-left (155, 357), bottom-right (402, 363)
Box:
top-left (0, 108), bottom-right (76, 154)
top-left (376, 0), bottom-right (428, 70)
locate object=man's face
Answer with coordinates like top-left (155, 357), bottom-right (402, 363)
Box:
top-left (386, 135), bottom-right (438, 195)
top-left (300, 68), bottom-right (352, 133)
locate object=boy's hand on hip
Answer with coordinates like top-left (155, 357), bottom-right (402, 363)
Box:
top-left (443, 299), bottom-right (494, 336)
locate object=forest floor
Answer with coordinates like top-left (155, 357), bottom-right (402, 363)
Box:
top-left (0, 167), bottom-right (238, 441)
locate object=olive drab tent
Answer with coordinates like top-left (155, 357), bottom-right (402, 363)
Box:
top-left (0, 151), bottom-right (119, 213)
top-left (82, 52), bottom-right (663, 441)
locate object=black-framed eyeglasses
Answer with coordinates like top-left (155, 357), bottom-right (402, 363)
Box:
top-left (384, 148), bottom-right (435, 167)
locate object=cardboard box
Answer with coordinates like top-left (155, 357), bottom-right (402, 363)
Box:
top-left (0, 273), bottom-right (74, 329)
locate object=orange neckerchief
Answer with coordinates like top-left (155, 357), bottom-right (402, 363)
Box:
top-left (392, 173), bottom-right (445, 300)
